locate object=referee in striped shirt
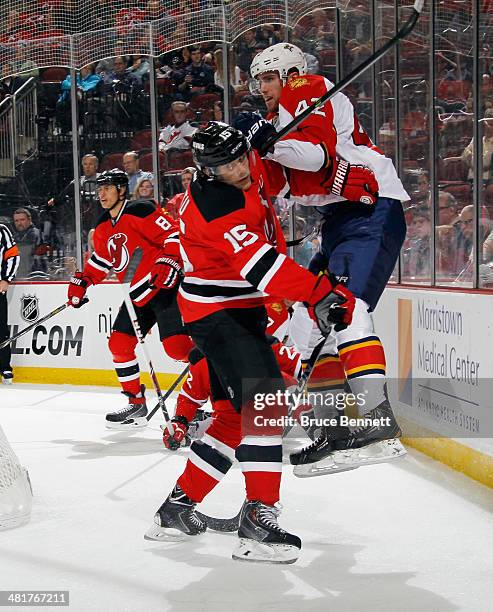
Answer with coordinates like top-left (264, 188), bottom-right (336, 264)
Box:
top-left (0, 223), bottom-right (20, 384)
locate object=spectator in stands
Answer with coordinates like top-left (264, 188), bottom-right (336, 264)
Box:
top-left (11, 43), bottom-right (38, 79)
top-left (127, 55), bottom-right (151, 84)
top-left (146, 0), bottom-right (167, 20)
top-left (48, 153), bottom-right (100, 208)
top-left (414, 171), bottom-right (431, 206)
top-left (103, 56), bottom-right (139, 89)
top-left (123, 151), bottom-right (153, 195)
top-left (461, 109), bottom-right (493, 182)
top-left (159, 101), bottom-right (197, 154)
top-left (11, 208), bottom-right (44, 279)
top-left (436, 191), bottom-right (462, 277)
top-left (213, 48), bottom-right (245, 91)
top-left (58, 63), bottom-right (101, 104)
top-left (95, 41), bottom-right (128, 76)
top-left (405, 207), bottom-right (431, 279)
top-left (0, 62), bottom-right (24, 101)
top-left (132, 177), bottom-right (154, 201)
top-left (164, 166), bottom-right (195, 220)
top-left (177, 47), bottom-right (214, 100)
top-left (47, 154), bottom-right (101, 235)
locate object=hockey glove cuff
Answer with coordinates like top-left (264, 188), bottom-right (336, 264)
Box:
top-left (305, 273), bottom-right (356, 334)
top-left (68, 271), bottom-right (91, 308)
top-left (163, 415), bottom-right (189, 451)
top-left (150, 256), bottom-right (182, 290)
top-left (323, 158), bottom-right (379, 205)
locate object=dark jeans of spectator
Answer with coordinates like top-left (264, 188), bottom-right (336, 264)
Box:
top-left (0, 292), bottom-right (11, 371)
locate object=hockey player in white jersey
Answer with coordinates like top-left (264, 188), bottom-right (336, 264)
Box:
top-left (237, 42), bottom-right (409, 475)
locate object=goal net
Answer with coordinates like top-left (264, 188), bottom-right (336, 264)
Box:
top-left (0, 424), bottom-right (32, 530)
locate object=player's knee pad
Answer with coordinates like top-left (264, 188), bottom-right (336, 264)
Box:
top-left (108, 331), bottom-right (137, 362)
top-left (162, 334), bottom-right (194, 362)
top-left (206, 401), bottom-right (242, 450)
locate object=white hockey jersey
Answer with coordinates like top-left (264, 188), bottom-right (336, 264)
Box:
top-left (158, 121), bottom-right (197, 152)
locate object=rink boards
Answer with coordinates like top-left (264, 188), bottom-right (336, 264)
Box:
top-left (6, 281), bottom-right (493, 488)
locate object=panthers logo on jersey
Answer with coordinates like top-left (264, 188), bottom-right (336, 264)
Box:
top-left (107, 233), bottom-right (129, 273)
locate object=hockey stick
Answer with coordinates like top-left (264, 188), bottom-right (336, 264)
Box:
top-left (196, 506), bottom-right (243, 533)
top-left (146, 363), bottom-right (190, 422)
top-left (259, 0), bottom-right (425, 156)
top-left (0, 302), bottom-right (69, 350)
top-left (121, 248), bottom-right (173, 434)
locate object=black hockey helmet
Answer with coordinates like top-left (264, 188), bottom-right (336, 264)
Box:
top-left (96, 169), bottom-right (128, 191)
top-left (191, 121), bottom-right (249, 176)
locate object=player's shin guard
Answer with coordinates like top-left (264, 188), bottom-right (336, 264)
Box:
top-left (235, 436), bottom-right (283, 506)
top-left (177, 436), bottom-right (234, 503)
top-left (109, 331), bottom-right (141, 397)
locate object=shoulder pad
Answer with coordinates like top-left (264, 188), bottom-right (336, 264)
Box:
top-left (124, 199), bottom-right (157, 218)
top-left (94, 210), bottom-right (110, 228)
top-left (190, 176), bottom-right (245, 222)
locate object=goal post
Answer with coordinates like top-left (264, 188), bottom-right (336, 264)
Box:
top-left (0, 424), bottom-right (32, 531)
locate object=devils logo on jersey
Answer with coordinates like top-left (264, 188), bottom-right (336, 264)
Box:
top-left (107, 233), bottom-right (129, 272)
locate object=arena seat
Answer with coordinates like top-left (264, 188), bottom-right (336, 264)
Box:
top-left (131, 129), bottom-right (153, 151)
top-left (189, 93), bottom-right (221, 110)
top-left (41, 67), bottom-right (68, 82)
top-left (100, 152), bottom-right (124, 171)
top-left (139, 151), bottom-right (167, 173)
top-left (166, 150), bottom-right (194, 171)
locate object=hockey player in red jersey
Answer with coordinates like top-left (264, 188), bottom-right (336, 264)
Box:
top-left (145, 122), bottom-right (356, 564)
top-left (242, 42), bottom-right (408, 474)
top-left (67, 169), bottom-right (193, 429)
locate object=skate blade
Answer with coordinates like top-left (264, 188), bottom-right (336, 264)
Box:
top-left (293, 439), bottom-right (406, 477)
top-left (105, 417), bottom-right (148, 430)
top-left (2, 379), bottom-right (13, 385)
top-left (293, 459), bottom-right (359, 478)
top-left (232, 538), bottom-right (300, 564)
top-left (144, 525), bottom-right (189, 542)
top-left (333, 439), bottom-right (407, 468)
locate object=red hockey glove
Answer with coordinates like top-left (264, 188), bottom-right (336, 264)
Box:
top-left (163, 416), bottom-right (189, 451)
top-left (323, 159), bottom-right (379, 205)
top-left (67, 271), bottom-right (91, 308)
top-left (149, 256), bottom-right (182, 290)
top-left (305, 273), bottom-right (356, 333)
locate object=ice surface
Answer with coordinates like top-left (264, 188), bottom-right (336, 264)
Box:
top-left (1, 385), bottom-right (492, 612)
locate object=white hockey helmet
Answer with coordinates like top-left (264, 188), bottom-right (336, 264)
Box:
top-left (250, 42), bottom-right (307, 83)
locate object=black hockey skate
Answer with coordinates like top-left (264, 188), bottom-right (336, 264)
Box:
top-left (232, 501), bottom-right (301, 564)
top-left (291, 400), bottom-right (407, 478)
top-left (144, 484), bottom-right (207, 541)
top-left (105, 384), bottom-right (148, 430)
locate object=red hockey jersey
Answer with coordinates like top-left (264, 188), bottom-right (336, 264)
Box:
top-left (84, 199), bottom-right (180, 306)
top-left (265, 73), bottom-right (409, 205)
top-left (177, 151), bottom-right (322, 323)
